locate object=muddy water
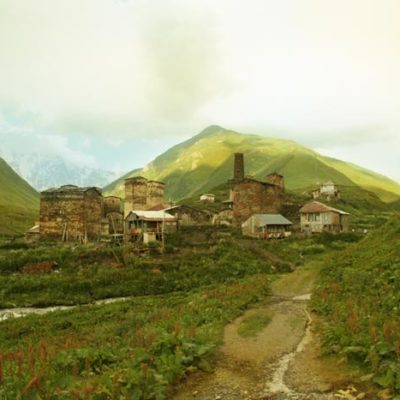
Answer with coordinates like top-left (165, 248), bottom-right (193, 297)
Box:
top-left (0, 296), bottom-right (131, 322)
top-left (264, 298), bottom-right (335, 400)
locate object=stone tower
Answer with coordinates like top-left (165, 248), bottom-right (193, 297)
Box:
top-left (124, 177), bottom-right (148, 216)
top-left (234, 153), bottom-right (244, 182)
top-left (266, 172), bottom-right (285, 192)
top-left (146, 180), bottom-right (166, 209)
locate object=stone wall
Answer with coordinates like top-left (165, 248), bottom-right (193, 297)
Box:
top-left (40, 186), bottom-right (103, 241)
top-left (266, 173), bottom-right (285, 192)
top-left (147, 181), bottom-right (166, 209)
top-left (103, 196), bottom-right (122, 215)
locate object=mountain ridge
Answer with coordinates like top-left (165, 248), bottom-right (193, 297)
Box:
top-left (0, 157), bottom-right (39, 235)
top-left (104, 126), bottom-right (400, 203)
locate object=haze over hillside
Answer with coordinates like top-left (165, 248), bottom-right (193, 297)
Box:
top-left (0, 152), bottom-right (120, 191)
top-left (0, 158), bottom-right (39, 235)
top-left (104, 126), bottom-right (400, 203)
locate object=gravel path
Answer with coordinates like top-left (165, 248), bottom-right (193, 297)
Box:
top-left (173, 263), bottom-right (375, 400)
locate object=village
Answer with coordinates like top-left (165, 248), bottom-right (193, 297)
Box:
top-left (27, 153), bottom-right (350, 245)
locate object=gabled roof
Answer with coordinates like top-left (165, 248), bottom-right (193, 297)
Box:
top-left (244, 214), bottom-right (292, 226)
top-left (26, 224), bottom-right (40, 234)
top-left (299, 201), bottom-right (349, 215)
top-left (126, 210), bottom-right (176, 222)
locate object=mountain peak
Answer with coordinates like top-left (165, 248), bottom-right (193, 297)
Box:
top-left (197, 125), bottom-right (227, 137)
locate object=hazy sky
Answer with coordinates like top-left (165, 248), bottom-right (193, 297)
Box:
top-left (0, 0), bottom-right (399, 180)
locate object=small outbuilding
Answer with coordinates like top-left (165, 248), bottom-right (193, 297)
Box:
top-left (25, 224), bottom-right (40, 242)
top-left (242, 214), bottom-right (292, 239)
top-left (125, 210), bottom-right (177, 243)
top-left (300, 201), bottom-right (349, 233)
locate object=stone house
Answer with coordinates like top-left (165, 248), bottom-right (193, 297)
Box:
top-left (300, 201), bottom-right (349, 233)
top-left (230, 153), bottom-right (284, 225)
top-left (312, 181), bottom-right (341, 201)
top-left (164, 205), bottom-right (212, 226)
top-left (242, 214), bottom-right (292, 239)
top-left (40, 185), bottom-right (103, 241)
top-left (213, 208), bottom-right (233, 226)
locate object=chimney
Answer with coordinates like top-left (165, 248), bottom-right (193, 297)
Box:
top-left (234, 153), bottom-right (244, 182)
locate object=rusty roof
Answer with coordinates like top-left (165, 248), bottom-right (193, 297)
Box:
top-left (299, 201), bottom-right (349, 215)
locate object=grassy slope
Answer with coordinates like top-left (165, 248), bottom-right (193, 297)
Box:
top-left (313, 217), bottom-right (400, 393)
top-left (104, 126), bottom-right (400, 203)
top-left (0, 158), bottom-right (39, 235)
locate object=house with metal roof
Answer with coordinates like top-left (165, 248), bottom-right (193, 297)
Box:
top-left (124, 210), bottom-right (177, 243)
top-left (299, 201), bottom-right (349, 233)
top-left (242, 214), bottom-right (293, 239)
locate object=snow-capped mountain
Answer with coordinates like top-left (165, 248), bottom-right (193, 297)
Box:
top-left (0, 152), bottom-right (121, 191)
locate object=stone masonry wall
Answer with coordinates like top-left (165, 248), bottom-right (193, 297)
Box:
top-left (232, 179), bottom-right (282, 225)
top-left (40, 189), bottom-right (102, 240)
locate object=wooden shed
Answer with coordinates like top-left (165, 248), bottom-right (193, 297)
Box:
top-left (124, 210), bottom-right (177, 243)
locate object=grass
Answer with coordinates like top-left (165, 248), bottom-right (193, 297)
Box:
top-left (312, 216), bottom-right (400, 395)
top-left (0, 227), bottom-right (365, 398)
top-left (0, 158), bottom-right (39, 235)
top-left (0, 274), bottom-right (270, 399)
top-left (0, 237), bottom-right (281, 309)
top-left (237, 311), bottom-right (272, 338)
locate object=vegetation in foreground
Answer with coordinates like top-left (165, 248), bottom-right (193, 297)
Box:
top-left (313, 216), bottom-right (400, 396)
top-left (0, 274), bottom-right (269, 399)
top-left (0, 229), bottom-right (357, 309)
top-left (237, 311), bottom-right (272, 338)
top-left (0, 228), bottom-right (364, 398)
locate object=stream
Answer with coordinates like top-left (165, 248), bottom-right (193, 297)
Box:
top-left (264, 295), bottom-right (336, 400)
top-left (0, 296), bottom-right (131, 322)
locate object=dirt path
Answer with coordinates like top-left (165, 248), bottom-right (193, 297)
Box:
top-left (174, 261), bottom-right (373, 400)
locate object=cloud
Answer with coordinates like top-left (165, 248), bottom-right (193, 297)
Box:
top-left (0, 0), bottom-right (399, 180)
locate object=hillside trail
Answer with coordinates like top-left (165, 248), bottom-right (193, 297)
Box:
top-left (173, 261), bottom-right (374, 400)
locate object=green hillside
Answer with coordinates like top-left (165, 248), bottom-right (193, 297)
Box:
top-left (0, 158), bottom-right (39, 235)
top-left (313, 216), bottom-right (400, 393)
top-left (104, 125), bottom-right (400, 203)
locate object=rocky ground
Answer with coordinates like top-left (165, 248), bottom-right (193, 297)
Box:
top-left (173, 262), bottom-right (380, 400)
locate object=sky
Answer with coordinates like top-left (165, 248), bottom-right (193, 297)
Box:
top-left (0, 0), bottom-right (399, 180)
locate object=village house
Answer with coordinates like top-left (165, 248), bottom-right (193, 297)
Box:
top-left (242, 214), bottom-right (292, 239)
top-left (124, 210), bottom-right (177, 243)
top-left (39, 185), bottom-right (103, 242)
top-left (312, 181), bottom-right (341, 201)
top-left (230, 153), bottom-right (284, 225)
top-left (300, 201), bottom-right (350, 233)
top-left (200, 193), bottom-right (215, 203)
